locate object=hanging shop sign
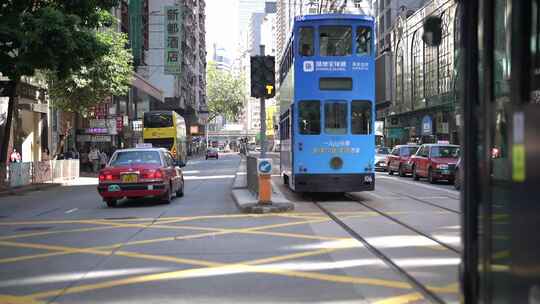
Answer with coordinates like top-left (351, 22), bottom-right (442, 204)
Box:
top-left (164, 5), bottom-right (182, 75)
top-left (422, 115), bottom-right (433, 135)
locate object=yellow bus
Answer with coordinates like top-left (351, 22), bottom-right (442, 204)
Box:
top-left (143, 111), bottom-right (187, 164)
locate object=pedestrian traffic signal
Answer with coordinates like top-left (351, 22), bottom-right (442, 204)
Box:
top-left (250, 56), bottom-right (275, 98)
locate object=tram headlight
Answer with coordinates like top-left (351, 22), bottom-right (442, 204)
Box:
top-left (330, 157), bottom-right (343, 170)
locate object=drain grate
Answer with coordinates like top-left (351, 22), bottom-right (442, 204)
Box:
top-left (16, 226), bottom-right (53, 232)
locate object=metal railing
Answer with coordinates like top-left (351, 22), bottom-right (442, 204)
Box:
top-left (7, 160), bottom-right (80, 188)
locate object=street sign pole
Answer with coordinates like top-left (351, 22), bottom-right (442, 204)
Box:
top-left (260, 96), bottom-right (266, 158)
top-left (259, 45), bottom-right (266, 158)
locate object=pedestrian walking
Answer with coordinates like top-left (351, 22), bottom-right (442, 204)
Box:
top-left (99, 150), bottom-right (108, 169)
top-left (9, 149), bottom-right (21, 163)
top-left (88, 147), bottom-right (100, 173)
top-left (80, 151), bottom-right (89, 172)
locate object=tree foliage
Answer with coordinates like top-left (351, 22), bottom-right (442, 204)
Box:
top-left (48, 27), bottom-right (133, 113)
top-left (206, 62), bottom-right (246, 122)
top-left (0, 1), bottom-right (118, 80)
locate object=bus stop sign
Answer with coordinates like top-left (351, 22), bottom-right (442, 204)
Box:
top-left (257, 158), bottom-right (272, 175)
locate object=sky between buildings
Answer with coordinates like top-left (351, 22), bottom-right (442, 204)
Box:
top-left (205, 0), bottom-right (240, 62)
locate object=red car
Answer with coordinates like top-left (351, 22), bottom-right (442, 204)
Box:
top-left (205, 148), bottom-right (218, 160)
top-left (409, 144), bottom-right (460, 183)
top-left (97, 148), bottom-right (185, 207)
top-left (387, 144), bottom-right (420, 176)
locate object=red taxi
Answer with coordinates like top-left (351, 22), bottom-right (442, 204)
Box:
top-left (386, 144), bottom-right (420, 176)
top-left (409, 144), bottom-right (460, 183)
top-left (97, 148), bottom-right (185, 207)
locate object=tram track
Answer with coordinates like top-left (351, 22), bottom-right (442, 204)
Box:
top-left (314, 199), bottom-right (447, 304)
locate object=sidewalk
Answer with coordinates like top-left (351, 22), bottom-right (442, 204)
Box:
top-left (231, 156), bottom-right (294, 213)
top-left (0, 182), bottom-right (62, 197)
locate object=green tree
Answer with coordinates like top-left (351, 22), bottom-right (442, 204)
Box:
top-left (206, 62), bottom-right (246, 122)
top-left (0, 1), bottom-right (118, 183)
top-left (48, 27), bottom-right (133, 113)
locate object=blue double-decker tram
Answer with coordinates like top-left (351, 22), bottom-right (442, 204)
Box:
top-left (278, 14), bottom-right (375, 193)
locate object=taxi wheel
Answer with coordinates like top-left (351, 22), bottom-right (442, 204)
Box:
top-left (176, 179), bottom-right (184, 197)
top-left (105, 199), bottom-right (117, 207)
top-left (413, 166), bottom-right (420, 181)
top-left (428, 168), bottom-right (436, 184)
top-left (398, 165), bottom-right (406, 177)
top-left (162, 185), bottom-right (173, 204)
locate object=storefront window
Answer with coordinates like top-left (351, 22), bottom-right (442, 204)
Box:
top-left (439, 12), bottom-right (454, 94)
top-left (395, 41), bottom-right (404, 112)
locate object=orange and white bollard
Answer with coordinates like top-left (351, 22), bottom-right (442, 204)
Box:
top-left (258, 174), bottom-right (272, 204)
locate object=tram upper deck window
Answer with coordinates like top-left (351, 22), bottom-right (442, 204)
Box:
top-left (351, 100), bottom-right (372, 134)
top-left (319, 26), bottom-right (352, 56)
top-left (324, 102), bottom-right (347, 135)
top-left (356, 27), bottom-right (372, 56)
top-left (299, 101), bottom-right (321, 135)
top-left (299, 27), bottom-right (314, 57)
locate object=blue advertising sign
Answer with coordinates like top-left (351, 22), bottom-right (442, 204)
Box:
top-left (422, 116), bottom-right (433, 135)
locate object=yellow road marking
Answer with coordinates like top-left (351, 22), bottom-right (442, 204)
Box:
top-left (373, 292), bottom-right (424, 304)
top-left (0, 295), bottom-right (47, 304)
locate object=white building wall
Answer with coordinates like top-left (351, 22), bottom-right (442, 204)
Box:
top-left (145, 0), bottom-right (177, 99)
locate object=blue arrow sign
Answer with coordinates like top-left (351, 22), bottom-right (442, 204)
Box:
top-left (258, 160), bottom-right (272, 174)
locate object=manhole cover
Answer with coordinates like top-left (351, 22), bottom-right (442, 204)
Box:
top-left (16, 226), bottom-right (53, 232)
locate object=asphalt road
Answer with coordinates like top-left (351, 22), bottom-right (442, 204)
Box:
top-left (0, 153), bottom-right (460, 303)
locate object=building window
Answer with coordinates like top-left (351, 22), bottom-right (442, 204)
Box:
top-left (395, 41), bottom-right (404, 112)
top-left (319, 26), bottom-right (352, 56)
top-left (299, 27), bottom-right (314, 56)
top-left (425, 36), bottom-right (438, 98)
top-left (439, 11), bottom-right (454, 94)
top-left (412, 30), bottom-right (425, 109)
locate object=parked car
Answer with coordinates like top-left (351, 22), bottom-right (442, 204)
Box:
top-left (374, 147), bottom-right (391, 171)
top-left (387, 144), bottom-right (420, 176)
top-left (454, 157), bottom-right (462, 190)
top-left (97, 148), bottom-right (185, 207)
top-left (409, 144), bottom-right (460, 183)
top-left (206, 148), bottom-right (219, 160)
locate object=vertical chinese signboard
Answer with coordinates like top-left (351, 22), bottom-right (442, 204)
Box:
top-left (164, 5), bottom-right (182, 75)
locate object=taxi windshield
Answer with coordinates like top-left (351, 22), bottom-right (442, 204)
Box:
top-left (110, 151), bottom-right (162, 166)
top-left (431, 146), bottom-right (460, 158)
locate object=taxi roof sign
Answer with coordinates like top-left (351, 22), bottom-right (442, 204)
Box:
top-left (136, 143), bottom-right (153, 148)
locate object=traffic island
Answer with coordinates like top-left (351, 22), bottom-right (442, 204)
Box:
top-left (231, 156), bottom-right (294, 213)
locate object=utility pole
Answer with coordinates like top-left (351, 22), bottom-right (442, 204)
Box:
top-left (259, 45), bottom-right (267, 158)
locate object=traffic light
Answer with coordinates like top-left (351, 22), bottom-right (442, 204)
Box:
top-left (250, 56), bottom-right (275, 98)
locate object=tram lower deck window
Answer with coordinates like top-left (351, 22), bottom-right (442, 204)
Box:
top-left (325, 102), bottom-right (347, 135)
top-left (299, 101), bottom-right (321, 135)
top-left (351, 100), bottom-right (372, 134)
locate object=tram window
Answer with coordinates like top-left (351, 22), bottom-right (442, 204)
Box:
top-left (298, 101), bottom-right (321, 135)
top-left (319, 26), bottom-right (352, 56)
top-left (351, 100), bottom-right (372, 134)
top-left (299, 27), bottom-right (314, 57)
top-left (356, 27), bottom-right (372, 56)
top-left (324, 102), bottom-right (348, 135)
